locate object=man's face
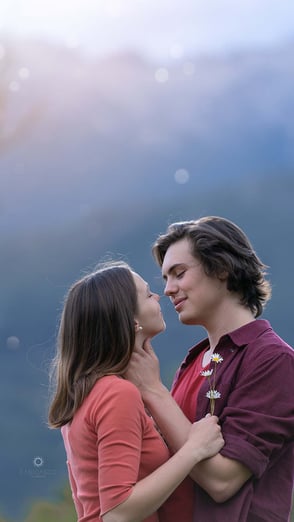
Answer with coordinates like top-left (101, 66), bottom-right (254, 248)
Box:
top-left (161, 238), bottom-right (228, 326)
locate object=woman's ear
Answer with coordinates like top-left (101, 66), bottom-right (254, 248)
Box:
top-left (134, 320), bottom-right (143, 332)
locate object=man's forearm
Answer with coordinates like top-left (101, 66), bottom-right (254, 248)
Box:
top-left (143, 385), bottom-right (251, 502)
top-left (143, 383), bottom-right (191, 451)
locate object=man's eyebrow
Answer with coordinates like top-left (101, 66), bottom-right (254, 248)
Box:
top-left (162, 263), bottom-right (186, 280)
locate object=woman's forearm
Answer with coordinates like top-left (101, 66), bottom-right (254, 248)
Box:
top-left (102, 437), bottom-right (207, 522)
top-left (102, 414), bottom-right (223, 522)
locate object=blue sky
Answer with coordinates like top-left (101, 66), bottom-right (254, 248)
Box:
top-left (0, 0), bottom-right (293, 61)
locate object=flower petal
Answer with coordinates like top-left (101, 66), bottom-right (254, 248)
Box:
top-left (211, 353), bottom-right (223, 363)
top-left (201, 369), bottom-right (213, 377)
top-left (206, 390), bottom-right (221, 399)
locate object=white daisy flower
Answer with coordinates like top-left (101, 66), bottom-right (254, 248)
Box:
top-left (206, 390), bottom-right (221, 399)
top-left (211, 353), bottom-right (223, 364)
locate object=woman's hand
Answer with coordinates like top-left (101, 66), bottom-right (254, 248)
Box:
top-left (186, 415), bottom-right (224, 462)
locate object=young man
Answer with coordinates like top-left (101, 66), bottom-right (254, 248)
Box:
top-left (127, 216), bottom-right (294, 522)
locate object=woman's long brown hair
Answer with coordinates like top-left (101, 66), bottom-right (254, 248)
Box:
top-left (48, 262), bottom-right (137, 429)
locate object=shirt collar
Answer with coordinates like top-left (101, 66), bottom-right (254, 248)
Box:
top-left (185, 319), bottom-right (272, 362)
top-left (226, 319), bottom-right (272, 347)
top-left (175, 319), bottom-right (272, 379)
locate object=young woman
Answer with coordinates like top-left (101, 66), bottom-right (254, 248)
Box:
top-left (48, 261), bottom-right (224, 522)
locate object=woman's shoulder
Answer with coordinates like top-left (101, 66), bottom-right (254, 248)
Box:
top-left (91, 375), bottom-right (141, 401)
top-left (86, 376), bottom-right (144, 425)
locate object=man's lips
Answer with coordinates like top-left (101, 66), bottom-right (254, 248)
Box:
top-left (173, 297), bottom-right (186, 311)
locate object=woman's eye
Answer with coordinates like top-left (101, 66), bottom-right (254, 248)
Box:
top-left (176, 271), bottom-right (185, 279)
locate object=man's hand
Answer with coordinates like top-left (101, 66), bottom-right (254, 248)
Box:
top-left (125, 339), bottom-right (162, 396)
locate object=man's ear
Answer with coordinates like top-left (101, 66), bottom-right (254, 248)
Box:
top-left (218, 270), bottom-right (229, 282)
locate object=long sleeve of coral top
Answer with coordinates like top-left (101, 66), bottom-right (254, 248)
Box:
top-left (61, 375), bottom-right (175, 522)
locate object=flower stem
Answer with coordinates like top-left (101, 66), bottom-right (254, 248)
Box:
top-left (210, 398), bottom-right (215, 415)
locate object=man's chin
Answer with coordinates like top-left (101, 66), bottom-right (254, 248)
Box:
top-left (178, 313), bottom-right (194, 325)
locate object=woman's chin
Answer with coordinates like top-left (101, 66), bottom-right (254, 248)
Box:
top-left (157, 322), bottom-right (167, 335)
top-left (148, 323), bottom-right (166, 338)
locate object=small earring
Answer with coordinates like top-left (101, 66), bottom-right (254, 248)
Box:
top-left (138, 326), bottom-right (143, 331)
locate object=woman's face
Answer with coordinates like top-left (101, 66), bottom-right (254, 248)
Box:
top-left (132, 272), bottom-right (166, 338)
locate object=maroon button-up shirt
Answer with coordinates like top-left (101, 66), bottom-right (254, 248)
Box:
top-left (172, 320), bottom-right (294, 522)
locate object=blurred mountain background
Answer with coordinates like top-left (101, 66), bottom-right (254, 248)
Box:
top-left (0, 1), bottom-right (294, 519)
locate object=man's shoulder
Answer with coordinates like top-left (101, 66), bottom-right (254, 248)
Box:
top-left (250, 321), bottom-right (293, 354)
top-left (232, 319), bottom-right (293, 353)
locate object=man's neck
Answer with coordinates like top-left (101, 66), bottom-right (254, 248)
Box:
top-left (205, 301), bottom-right (255, 353)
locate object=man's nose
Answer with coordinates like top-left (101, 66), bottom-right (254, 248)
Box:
top-left (164, 279), bottom-right (177, 296)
